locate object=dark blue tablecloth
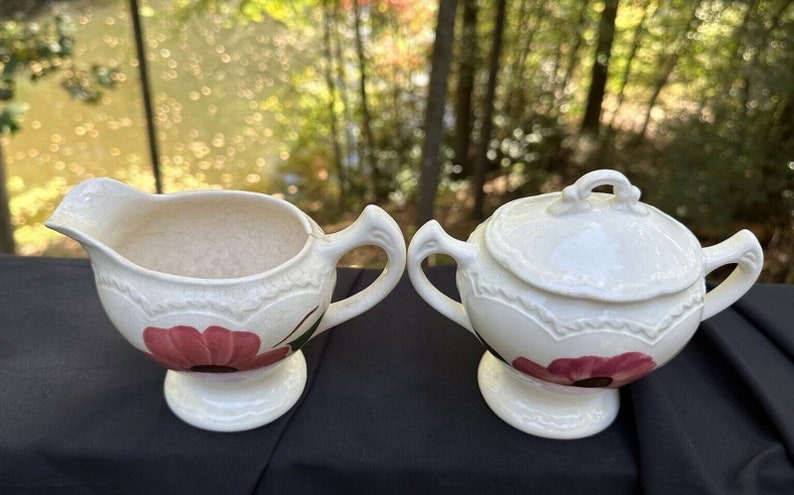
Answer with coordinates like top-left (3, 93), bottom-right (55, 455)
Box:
top-left (1, 255), bottom-right (792, 494)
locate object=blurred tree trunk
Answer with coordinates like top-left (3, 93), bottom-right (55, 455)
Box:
top-left (763, 1), bottom-right (794, 143)
top-left (353, 0), bottom-right (379, 202)
top-left (472, 0), bottom-right (507, 221)
top-left (330, 3), bottom-right (359, 201)
top-left (635, 1), bottom-right (703, 142)
top-left (772, 97), bottom-right (794, 143)
top-left (504, 0), bottom-right (542, 121)
top-left (733, 5), bottom-right (758, 156)
top-left (130, 0), bottom-right (162, 193)
top-left (0, 143), bottom-right (15, 254)
top-left (385, 13), bottom-right (409, 184)
top-left (580, 0), bottom-right (619, 134)
top-left (729, 0), bottom-right (792, 153)
top-left (416, 0), bottom-right (458, 229)
top-left (453, 0), bottom-right (478, 179)
top-left (556, 0), bottom-right (589, 118)
top-left (322, 0), bottom-right (346, 210)
top-left (607, 0), bottom-right (655, 130)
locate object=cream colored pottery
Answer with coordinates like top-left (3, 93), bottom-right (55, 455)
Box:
top-left (407, 169), bottom-right (763, 439)
top-left (47, 178), bottom-right (406, 432)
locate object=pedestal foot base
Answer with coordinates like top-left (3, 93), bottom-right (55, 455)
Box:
top-left (164, 350), bottom-right (307, 432)
top-left (477, 351), bottom-right (619, 439)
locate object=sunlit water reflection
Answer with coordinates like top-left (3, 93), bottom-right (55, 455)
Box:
top-left (5, 0), bottom-right (311, 255)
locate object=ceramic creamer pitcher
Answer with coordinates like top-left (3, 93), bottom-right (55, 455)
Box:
top-left (407, 169), bottom-right (763, 439)
top-left (47, 178), bottom-right (406, 432)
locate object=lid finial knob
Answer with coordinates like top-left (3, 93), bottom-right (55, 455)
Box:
top-left (548, 169), bottom-right (647, 216)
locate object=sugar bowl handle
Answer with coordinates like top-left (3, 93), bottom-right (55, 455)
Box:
top-left (316, 205), bottom-right (406, 332)
top-left (701, 229), bottom-right (763, 321)
top-left (407, 221), bottom-right (477, 335)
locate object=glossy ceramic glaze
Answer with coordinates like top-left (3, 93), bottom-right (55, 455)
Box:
top-left (47, 178), bottom-right (406, 432)
top-left (408, 169), bottom-right (763, 439)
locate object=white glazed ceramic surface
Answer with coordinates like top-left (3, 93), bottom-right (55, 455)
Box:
top-left (407, 169), bottom-right (764, 439)
top-left (47, 178), bottom-right (406, 432)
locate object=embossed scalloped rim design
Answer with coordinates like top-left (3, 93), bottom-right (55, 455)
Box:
top-left (462, 270), bottom-right (704, 344)
top-left (95, 266), bottom-right (331, 323)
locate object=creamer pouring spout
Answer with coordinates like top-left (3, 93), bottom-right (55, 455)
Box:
top-left (47, 178), bottom-right (151, 262)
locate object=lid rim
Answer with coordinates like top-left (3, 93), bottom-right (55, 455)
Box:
top-left (482, 193), bottom-right (704, 302)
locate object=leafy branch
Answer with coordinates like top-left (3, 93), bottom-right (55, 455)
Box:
top-left (0, 14), bottom-right (121, 136)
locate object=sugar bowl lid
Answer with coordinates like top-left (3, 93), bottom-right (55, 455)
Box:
top-left (483, 170), bottom-right (703, 302)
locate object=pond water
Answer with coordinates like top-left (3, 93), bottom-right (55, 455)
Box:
top-left (5, 0), bottom-right (309, 255)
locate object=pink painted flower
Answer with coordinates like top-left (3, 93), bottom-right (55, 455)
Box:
top-left (512, 352), bottom-right (656, 388)
top-left (143, 325), bottom-right (290, 373)
top-left (142, 307), bottom-right (322, 373)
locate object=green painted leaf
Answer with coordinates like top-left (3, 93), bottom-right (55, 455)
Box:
top-left (288, 311), bottom-right (325, 352)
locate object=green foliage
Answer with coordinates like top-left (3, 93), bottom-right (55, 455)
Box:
top-left (0, 102), bottom-right (29, 135)
top-left (655, 116), bottom-right (791, 230)
top-left (0, 13), bottom-right (122, 136)
top-left (174, 0), bottom-right (322, 27)
top-left (649, 0), bottom-right (794, 233)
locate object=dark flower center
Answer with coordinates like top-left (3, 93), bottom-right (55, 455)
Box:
top-left (190, 364), bottom-right (239, 373)
top-left (572, 376), bottom-right (613, 388)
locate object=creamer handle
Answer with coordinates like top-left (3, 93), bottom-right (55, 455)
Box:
top-left (407, 221), bottom-right (477, 335)
top-left (316, 205), bottom-right (406, 333)
top-left (701, 229), bottom-right (763, 321)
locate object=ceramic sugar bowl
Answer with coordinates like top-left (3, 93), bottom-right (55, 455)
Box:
top-left (47, 178), bottom-right (406, 432)
top-left (407, 169), bottom-right (763, 439)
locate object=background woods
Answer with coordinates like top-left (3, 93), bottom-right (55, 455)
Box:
top-left (1, 0), bottom-right (792, 282)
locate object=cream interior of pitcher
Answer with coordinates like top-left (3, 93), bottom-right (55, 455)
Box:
top-left (111, 194), bottom-right (310, 279)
